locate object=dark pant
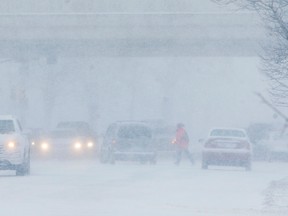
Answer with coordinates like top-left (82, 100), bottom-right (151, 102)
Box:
top-left (175, 147), bottom-right (194, 165)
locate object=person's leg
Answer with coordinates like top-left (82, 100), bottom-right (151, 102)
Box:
top-left (184, 149), bottom-right (194, 164)
top-left (175, 147), bottom-right (182, 165)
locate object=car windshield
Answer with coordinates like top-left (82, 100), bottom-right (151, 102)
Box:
top-left (57, 121), bottom-right (90, 131)
top-left (0, 120), bottom-right (15, 133)
top-left (50, 130), bottom-right (80, 139)
top-left (210, 129), bottom-right (246, 138)
top-left (118, 125), bottom-right (152, 139)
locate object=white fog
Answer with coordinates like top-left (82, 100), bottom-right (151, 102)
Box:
top-left (0, 57), bottom-right (270, 133)
top-left (0, 1), bottom-right (287, 216)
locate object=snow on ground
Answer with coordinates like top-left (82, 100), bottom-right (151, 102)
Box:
top-left (0, 158), bottom-right (287, 216)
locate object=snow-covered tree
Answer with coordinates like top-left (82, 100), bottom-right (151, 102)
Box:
top-left (214, 0), bottom-right (288, 106)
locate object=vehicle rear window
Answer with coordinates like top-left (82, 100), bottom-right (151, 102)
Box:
top-left (0, 120), bottom-right (15, 133)
top-left (210, 129), bottom-right (246, 138)
top-left (106, 124), bottom-right (117, 137)
top-left (118, 125), bottom-right (152, 139)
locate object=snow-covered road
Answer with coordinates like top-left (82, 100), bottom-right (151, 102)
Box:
top-left (0, 159), bottom-right (287, 216)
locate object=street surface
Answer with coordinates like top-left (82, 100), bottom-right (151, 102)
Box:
top-left (0, 158), bottom-right (287, 216)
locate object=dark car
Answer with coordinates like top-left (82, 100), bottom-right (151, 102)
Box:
top-left (100, 121), bottom-right (157, 164)
top-left (142, 120), bottom-right (175, 151)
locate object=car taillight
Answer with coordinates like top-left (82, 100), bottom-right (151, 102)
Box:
top-left (112, 139), bottom-right (117, 145)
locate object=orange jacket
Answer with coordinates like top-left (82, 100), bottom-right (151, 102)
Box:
top-left (175, 127), bottom-right (189, 149)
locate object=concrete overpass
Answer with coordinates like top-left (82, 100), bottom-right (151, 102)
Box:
top-left (0, 12), bottom-right (265, 60)
top-left (0, 11), bottom-right (268, 129)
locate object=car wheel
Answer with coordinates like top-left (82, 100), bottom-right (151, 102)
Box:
top-left (245, 160), bottom-right (252, 171)
top-left (16, 163), bottom-right (26, 176)
top-left (109, 152), bottom-right (115, 164)
top-left (140, 159), bottom-right (147, 164)
top-left (202, 159), bottom-right (208, 169)
top-left (25, 153), bottom-right (31, 175)
top-left (100, 149), bottom-right (108, 164)
top-left (100, 148), bottom-right (112, 164)
top-left (16, 150), bottom-right (29, 176)
top-left (149, 156), bottom-right (157, 165)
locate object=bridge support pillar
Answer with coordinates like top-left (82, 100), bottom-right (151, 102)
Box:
top-left (14, 60), bottom-right (29, 126)
top-left (42, 56), bottom-right (59, 129)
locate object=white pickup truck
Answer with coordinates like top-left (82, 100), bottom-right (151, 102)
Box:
top-left (0, 115), bottom-right (30, 176)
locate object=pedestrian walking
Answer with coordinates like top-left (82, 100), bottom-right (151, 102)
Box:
top-left (174, 123), bottom-right (194, 165)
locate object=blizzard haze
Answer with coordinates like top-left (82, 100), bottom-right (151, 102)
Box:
top-left (0, 56), bottom-right (268, 137)
top-left (0, 1), bottom-right (269, 139)
top-left (0, 1), bottom-right (287, 216)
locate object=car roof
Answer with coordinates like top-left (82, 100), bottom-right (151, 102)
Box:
top-left (57, 121), bottom-right (91, 129)
top-left (114, 121), bottom-right (149, 125)
top-left (0, 115), bottom-right (18, 120)
top-left (209, 127), bottom-right (246, 133)
top-left (208, 127), bottom-right (249, 140)
top-left (51, 128), bottom-right (76, 132)
top-left (57, 121), bottom-right (89, 125)
top-left (109, 121), bottom-right (152, 129)
top-left (208, 127), bottom-right (248, 137)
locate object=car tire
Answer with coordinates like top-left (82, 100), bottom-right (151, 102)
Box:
top-left (100, 147), bottom-right (116, 164)
top-left (245, 160), bottom-right (252, 171)
top-left (202, 159), bottom-right (208, 169)
top-left (100, 148), bottom-right (112, 164)
top-left (140, 159), bottom-right (147, 164)
top-left (100, 149), bottom-right (108, 164)
top-left (16, 150), bottom-right (30, 176)
top-left (25, 153), bottom-right (31, 175)
top-left (149, 155), bottom-right (157, 165)
top-left (109, 151), bottom-right (116, 164)
top-left (16, 163), bottom-right (26, 176)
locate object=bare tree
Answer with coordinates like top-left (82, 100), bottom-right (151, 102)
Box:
top-left (213, 0), bottom-right (288, 106)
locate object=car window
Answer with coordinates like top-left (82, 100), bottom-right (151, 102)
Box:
top-left (210, 129), bottom-right (246, 138)
top-left (17, 120), bottom-right (23, 132)
top-left (51, 130), bottom-right (80, 138)
top-left (57, 121), bottom-right (90, 131)
top-left (118, 125), bottom-right (152, 139)
top-left (106, 124), bottom-right (117, 137)
top-left (0, 120), bottom-right (15, 133)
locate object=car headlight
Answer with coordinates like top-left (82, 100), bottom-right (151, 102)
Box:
top-left (41, 142), bottom-right (49, 151)
top-left (7, 141), bottom-right (16, 149)
top-left (74, 142), bottom-right (82, 150)
top-left (87, 142), bottom-right (94, 148)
